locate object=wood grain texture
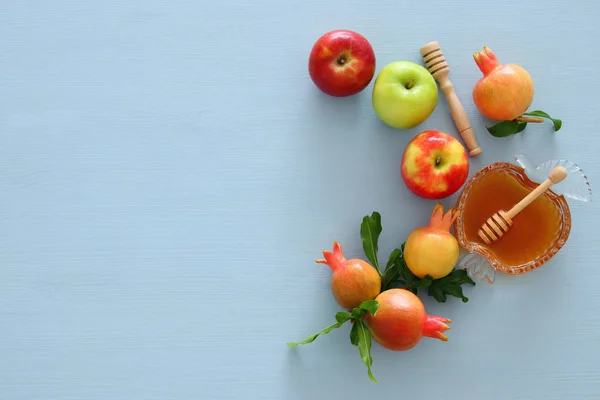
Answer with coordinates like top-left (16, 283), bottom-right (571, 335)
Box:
top-left (1, 0), bottom-right (600, 399)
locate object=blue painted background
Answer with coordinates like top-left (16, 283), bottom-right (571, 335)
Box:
top-left (1, 1), bottom-right (599, 399)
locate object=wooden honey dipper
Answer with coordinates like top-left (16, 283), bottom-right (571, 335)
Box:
top-left (420, 41), bottom-right (482, 157)
top-left (478, 166), bottom-right (568, 244)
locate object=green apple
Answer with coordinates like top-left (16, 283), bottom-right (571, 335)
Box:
top-left (372, 61), bottom-right (438, 129)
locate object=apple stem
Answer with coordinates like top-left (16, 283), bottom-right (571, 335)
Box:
top-left (405, 78), bottom-right (415, 90)
top-left (435, 156), bottom-right (442, 166)
top-left (515, 116), bottom-right (544, 123)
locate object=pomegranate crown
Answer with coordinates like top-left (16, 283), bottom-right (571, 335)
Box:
top-left (473, 46), bottom-right (500, 76)
top-left (428, 203), bottom-right (458, 232)
top-left (316, 241), bottom-right (346, 271)
top-left (423, 315), bottom-right (452, 341)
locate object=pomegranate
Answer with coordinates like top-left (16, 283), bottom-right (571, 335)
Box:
top-left (316, 241), bottom-right (381, 310)
top-left (367, 289), bottom-right (451, 351)
top-left (404, 203), bottom-right (459, 279)
top-left (472, 46), bottom-right (534, 121)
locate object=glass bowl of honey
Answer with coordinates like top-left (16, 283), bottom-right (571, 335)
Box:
top-left (454, 154), bottom-right (592, 283)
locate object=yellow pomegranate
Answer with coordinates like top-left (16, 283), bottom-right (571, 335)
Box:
top-left (404, 203), bottom-right (459, 279)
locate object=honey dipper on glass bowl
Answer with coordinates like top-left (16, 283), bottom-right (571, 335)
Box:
top-left (478, 165), bottom-right (568, 244)
top-left (420, 41), bottom-right (482, 157)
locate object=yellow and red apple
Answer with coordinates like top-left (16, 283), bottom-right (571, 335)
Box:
top-left (401, 130), bottom-right (469, 199)
top-left (308, 30), bottom-right (376, 97)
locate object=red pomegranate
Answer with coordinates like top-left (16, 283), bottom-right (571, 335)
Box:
top-left (316, 241), bottom-right (381, 310)
top-left (472, 46), bottom-right (534, 121)
top-left (366, 289), bottom-right (451, 351)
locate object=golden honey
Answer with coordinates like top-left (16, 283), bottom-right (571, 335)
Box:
top-left (460, 169), bottom-right (562, 266)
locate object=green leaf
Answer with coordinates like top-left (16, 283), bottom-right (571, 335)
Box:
top-left (446, 269), bottom-right (476, 288)
top-left (525, 110), bottom-right (552, 118)
top-left (444, 284), bottom-right (467, 302)
top-left (350, 322), bottom-right (359, 346)
top-left (352, 307), bottom-right (364, 320)
top-left (360, 212), bottom-right (382, 274)
top-left (396, 257), bottom-right (415, 285)
top-left (335, 312), bottom-right (352, 324)
top-left (426, 269), bottom-right (476, 303)
top-left (287, 320), bottom-right (347, 348)
top-left (428, 285), bottom-right (447, 303)
top-left (486, 120), bottom-right (523, 137)
top-left (382, 248), bottom-right (404, 291)
top-left (413, 275), bottom-right (433, 288)
top-left (515, 122), bottom-right (528, 133)
top-left (524, 110), bottom-right (562, 131)
top-left (380, 242), bottom-right (425, 292)
top-left (386, 280), bottom-right (408, 290)
top-left (359, 300), bottom-right (379, 316)
top-left (451, 269), bottom-right (476, 284)
top-left (385, 248), bottom-right (402, 272)
top-left (355, 320), bottom-right (378, 383)
top-left (382, 267), bottom-right (399, 291)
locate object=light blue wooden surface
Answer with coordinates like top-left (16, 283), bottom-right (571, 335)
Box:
top-left (1, 1), bottom-right (600, 399)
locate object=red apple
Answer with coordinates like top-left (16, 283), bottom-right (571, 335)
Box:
top-left (308, 30), bottom-right (376, 97)
top-left (401, 130), bottom-right (469, 199)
